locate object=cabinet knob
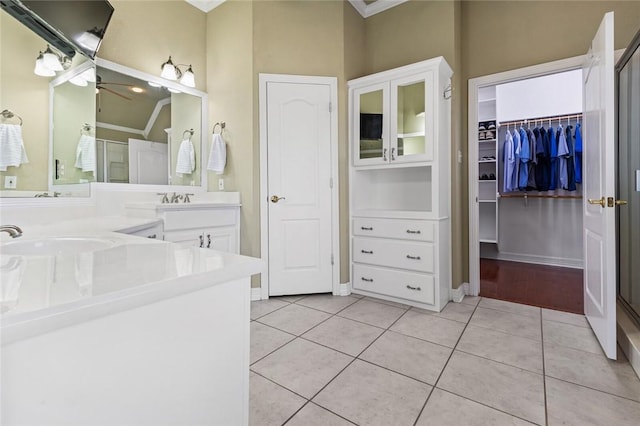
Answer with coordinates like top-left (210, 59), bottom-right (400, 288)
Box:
top-left (391, 147), bottom-right (396, 160)
top-left (361, 277), bottom-right (373, 282)
top-left (406, 255), bottom-right (421, 260)
top-left (406, 229), bottom-right (421, 234)
top-left (361, 250), bottom-right (374, 254)
top-left (361, 226), bottom-right (373, 231)
top-left (383, 148), bottom-right (388, 161)
top-left (147, 234), bottom-right (157, 239)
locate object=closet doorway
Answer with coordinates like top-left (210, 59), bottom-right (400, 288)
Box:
top-left (473, 68), bottom-right (585, 314)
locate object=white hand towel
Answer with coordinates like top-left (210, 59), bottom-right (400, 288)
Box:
top-left (0, 123), bottom-right (29, 171)
top-left (207, 133), bottom-right (226, 174)
top-left (176, 139), bottom-right (195, 174)
top-left (74, 134), bottom-right (96, 173)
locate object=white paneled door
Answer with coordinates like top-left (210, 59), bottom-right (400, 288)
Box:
top-left (265, 80), bottom-right (334, 296)
top-left (128, 138), bottom-right (168, 184)
top-left (583, 12), bottom-right (617, 359)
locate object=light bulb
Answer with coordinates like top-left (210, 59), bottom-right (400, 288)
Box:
top-left (69, 75), bottom-right (88, 86)
top-left (180, 65), bottom-right (195, 87)
top-left (42, 46), bottom-right (63, 71)
top-left (160, 56), bottom-right (177, 80)
top-left (34, 52), bottom-right (55, 77)
top-left (80, 68), bottom-right (96, 82)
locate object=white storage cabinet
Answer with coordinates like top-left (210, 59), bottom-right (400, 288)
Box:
top-left (349, 57), bottom-right (452, 312)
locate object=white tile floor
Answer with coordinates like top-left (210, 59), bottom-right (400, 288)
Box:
top-left (250, 294), bottom-right (640, 426)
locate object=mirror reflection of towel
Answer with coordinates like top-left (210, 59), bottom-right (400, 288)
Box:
top-left (207, 133), bottom-right (226, 175)
top-left (0, 123), bottom-right (29, 171)
top-left (75, 134), bottom-right (96, 173)
top-left (176, 139), bottom-right (195, 175)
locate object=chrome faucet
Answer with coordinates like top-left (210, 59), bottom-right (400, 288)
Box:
top-left (0, 225), bottom-right (23, 238)
top-left (184, 193), bottom-right (194, 203)
top-left (157, 193), bottom-right (169, 203)
top-left (170, 192), bottom-right (183, 203)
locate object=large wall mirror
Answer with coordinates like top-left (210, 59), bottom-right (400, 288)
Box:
top-left (0, 8), bottom-right (207, 197)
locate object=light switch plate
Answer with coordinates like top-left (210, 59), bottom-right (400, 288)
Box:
top-left (4, 176), bottom-right (17, 189)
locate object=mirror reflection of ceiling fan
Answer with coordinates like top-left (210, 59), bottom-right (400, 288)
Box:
top-left (96, 75), bottom-right (133, 101)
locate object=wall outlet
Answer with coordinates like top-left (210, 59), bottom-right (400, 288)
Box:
top-left (218, 179), bottom-right (224, 191)
top-left (4, 176), bottom-right (17, 189)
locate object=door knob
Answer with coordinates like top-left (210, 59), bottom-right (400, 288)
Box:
top-left (616, 199), bottom-right (628, 206)
top-left (270, 195), bottom-right (286, 203)
top-left (588, 197), bottom-right (606, 208)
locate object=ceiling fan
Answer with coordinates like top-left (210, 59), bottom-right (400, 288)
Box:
top-left (96, 75), bottom-right (133, 101)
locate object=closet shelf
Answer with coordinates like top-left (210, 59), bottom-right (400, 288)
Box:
top-left (478, 98), bottom-right (496, 103)
top-left (479, 159), bottom-right (497, 163)
top-left (479, 199), bottom-right (497, 203)
top-left (478, 139), bottom-right (497, 143)
top-left (479, 180), bottom-right (497, 183)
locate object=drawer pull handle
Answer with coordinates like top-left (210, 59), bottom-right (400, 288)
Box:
top-left (406, 285), bottom-right (422, 291)
top-left (199, 235), bottom-right (204, 248)
top-left (361, 250), bottom-right (374, 254)
top-left (147, 234), bottom-right (157, 239)
top-left (406, 230), bottom-right (421, 234)
top-left (406, 255), bottom-right (421, 260)
top-left (361, 226), bottom-right (373, 231)
top-left (207, 234), bottom-right (211, 248)
top-left (361, 277), bottom-right (374, 282)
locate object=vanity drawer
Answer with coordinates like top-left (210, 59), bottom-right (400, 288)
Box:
top-left (353, 217), bottom-right (435, 242)
top-left (162, 208), bottom-right (237, 231)
top-left (353, 264), bottom-right (435, 305)
top-left (353, 237), bottom-right (434, 273)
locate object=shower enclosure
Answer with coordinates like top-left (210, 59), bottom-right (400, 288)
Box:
top-left (617, 29), bottom-right (640, 323)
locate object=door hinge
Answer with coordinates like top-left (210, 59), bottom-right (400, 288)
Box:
top-left (330, 177), bottom-right (333, 188)
top-left (331, 253), bottom-right (334, 265)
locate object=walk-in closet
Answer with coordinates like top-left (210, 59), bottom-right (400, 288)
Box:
top-left (473, 69), bottom-right (584, 313)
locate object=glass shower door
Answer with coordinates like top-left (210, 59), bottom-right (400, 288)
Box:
top-left (617, 35), bottom-right (640, 322)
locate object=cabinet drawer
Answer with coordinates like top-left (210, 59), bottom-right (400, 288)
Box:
top-left (162, 209), bottom-right (236, 231)
top-left (353, 264), bottom-right (435, 305)
top-left (353, 237), bottom-right (433, 273)
top-left (353, 218), bottom-right (434, 242)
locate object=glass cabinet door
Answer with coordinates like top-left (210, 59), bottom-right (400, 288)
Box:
top-left (392, 73), bottom-right (433, 162)
top-left (354, 83), bottom-right (388, 165)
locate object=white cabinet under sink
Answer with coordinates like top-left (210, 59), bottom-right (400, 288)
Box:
top-left (126, 202), bottom-right (240, 254)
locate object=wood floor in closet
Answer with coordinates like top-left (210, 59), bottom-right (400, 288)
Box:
top-left (480, 259), bottom-right (583, 314)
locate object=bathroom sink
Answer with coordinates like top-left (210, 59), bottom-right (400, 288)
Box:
top-left (0, 237), bottom-right (116, 256)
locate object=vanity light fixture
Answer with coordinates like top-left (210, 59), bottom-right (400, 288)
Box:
top-left (34, 45), bottom-right (71, 77)
top-left (160, 56), bottom-right (196, 88)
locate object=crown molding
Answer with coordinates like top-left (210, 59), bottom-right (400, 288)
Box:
top-left (185, 0), bottom-right (226, 13)
top-left (348, 0), bottom-right (410, 18)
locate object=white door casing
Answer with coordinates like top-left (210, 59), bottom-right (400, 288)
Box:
top-left (259, 75), bottom-right (340, 297)
top-left (583, 12), bottom-right (617, 360)
top-left (128, 138), bottom-right (168, 185)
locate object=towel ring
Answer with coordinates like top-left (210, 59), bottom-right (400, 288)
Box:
top-left (1, 109), bottom-right (23, 126)
top-left (183, 128), bottom-right (195, 139)
top-left (213, 121), bottom-right (226, 134)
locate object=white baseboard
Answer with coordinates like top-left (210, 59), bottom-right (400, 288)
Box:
top-left (450, 286), bottom-right (465, 303)
top-left (617, 302), bottom-right (640, 377)
top-left (482, 251), bottom-right (583, 269)
top-left (251, 287), bottom-right (263, 301)
top-left (337, 282), bottom-right (351, 296)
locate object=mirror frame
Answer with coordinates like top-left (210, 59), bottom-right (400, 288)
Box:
top-left (47, 58), bottom-right (209, 195)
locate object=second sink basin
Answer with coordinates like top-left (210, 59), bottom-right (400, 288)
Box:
top-left (0, 237), bottom-right (116, 256)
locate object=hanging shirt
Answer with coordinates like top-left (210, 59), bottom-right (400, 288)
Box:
top-left (548, 127), bottom-right (558, 191)
top-left (566, 125), bottom-right (577, 191)
top-left (503, 129), bottom-right (515, 193)
top-left (557, 124), bottom-right (569, 189)
top-left (511, 129), bottom-right (521, 192)
top-left (575, 123), bottom-right (583, 184)
top-left (535, 127), bottom-right (550, 191)
top-left (518, 127), bottom-right (530, 190)
top-left (526, 128), bottom-right (537, 190)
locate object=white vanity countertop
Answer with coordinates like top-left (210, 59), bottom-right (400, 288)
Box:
top-left (0, 216), bottom-right (264, 344)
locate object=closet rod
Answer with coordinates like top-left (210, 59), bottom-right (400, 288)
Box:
top-left (498, 112), bottom-right (582, 127)
top-left (500, 193), bottom-right (582, 200)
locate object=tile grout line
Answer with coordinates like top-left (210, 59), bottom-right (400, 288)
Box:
top-left (412, 299), bottom-right (483, 426)
top-left (541, 309), bottom-right (549, 426)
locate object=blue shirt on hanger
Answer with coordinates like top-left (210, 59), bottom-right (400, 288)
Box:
top-left (575, 123), bottom-right (583, 184)
top-left (518, 127), bottom-right (529, 190)
top-left (548, 126), bottom-right (558, 191)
